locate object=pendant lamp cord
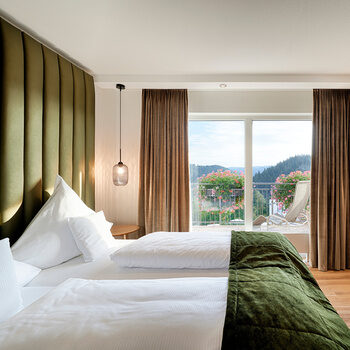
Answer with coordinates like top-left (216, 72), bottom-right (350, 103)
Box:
top-left (119, 87), bottom-right (122, 163)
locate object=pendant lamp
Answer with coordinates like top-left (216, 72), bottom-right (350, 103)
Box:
top-left (113, 84), bottom-right (128, 186)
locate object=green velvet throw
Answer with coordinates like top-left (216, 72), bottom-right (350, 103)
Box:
top-left (221, 231), bottom-right (350, 349)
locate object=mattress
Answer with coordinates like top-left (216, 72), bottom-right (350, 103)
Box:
top-left (28, 240), bottom-right (228, 287)
top-left (1, 287), bottom-right (53, 323)
top-left (1, 278), bottom-right (228, 350)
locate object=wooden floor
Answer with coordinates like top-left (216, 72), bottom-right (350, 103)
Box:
top-left (310, 268), bottom-right (350, 327)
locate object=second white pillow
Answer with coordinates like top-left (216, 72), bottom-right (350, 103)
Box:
top-left (68, 211), bottom-right (114, 262)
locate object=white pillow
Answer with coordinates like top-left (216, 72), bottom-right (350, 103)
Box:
top-left (68, 211), bottom-right (114, 262)
top-left (14, 261), bottom-right (41, 287)
top-left (0, 238), bottom-right (23, 322)
top-left (12, 175), bottom-right (94, 269)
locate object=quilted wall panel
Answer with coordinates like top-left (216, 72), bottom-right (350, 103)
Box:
top-left (0, 17), bottom-right (95, 244)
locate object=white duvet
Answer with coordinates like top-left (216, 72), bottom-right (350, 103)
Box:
top-left (0, 277), bottom-right (228, 350)
top-left (110, 231), bottom-right (231, 269)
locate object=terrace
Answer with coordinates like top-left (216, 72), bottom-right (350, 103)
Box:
top-left (191, 178), bottom-right (310, 235)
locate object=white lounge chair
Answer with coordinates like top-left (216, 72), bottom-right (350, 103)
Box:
top-left (267, 180), bottom-right (310, 228)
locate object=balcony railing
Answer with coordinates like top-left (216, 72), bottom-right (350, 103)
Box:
top-left (191, 182), bottom-right (298, 226)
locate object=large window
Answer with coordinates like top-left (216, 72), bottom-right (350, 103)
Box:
top-left (189, 118), bottom-right (312, 235)
top-left (252, 121), bottom-right (312, 233)
top-left (189, 121), bottom-right (245, 231)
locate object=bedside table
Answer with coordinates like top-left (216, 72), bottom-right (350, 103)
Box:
top-left (111, 224), bottom-right (140, 239)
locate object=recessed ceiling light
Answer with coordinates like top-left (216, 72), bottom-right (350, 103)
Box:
top-left (219, 83), bottom-right (227, 88)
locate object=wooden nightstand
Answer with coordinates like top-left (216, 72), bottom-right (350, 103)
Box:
top-left (111, 224), bottom-right (140, 239)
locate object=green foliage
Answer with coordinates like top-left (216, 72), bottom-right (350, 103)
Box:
top-left (191, 162), bottom-right (311, 226)
top-left (192, 169), bottom-right (245, 225)
top-left (272, 170), bottom-right (311, 209)
top-left (198, 208), bottom-right (244, 225)
top-left (190, 155), bottom-right (311, 184)
top-left (198, 169), bottom-right (244, 205)
top-left (253, 190), bottom-right (268, 218)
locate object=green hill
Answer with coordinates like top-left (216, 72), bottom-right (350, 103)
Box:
top-left (190, 155), bottom-right (310, 183)
top-left (190, 164), bottom-right (269, 182)
top-left (190, 164), bottom-right (230, 182)
top-left (253, 155), bottom-right (311, 183)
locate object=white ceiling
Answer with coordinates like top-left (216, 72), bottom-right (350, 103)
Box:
top-left (1, 0), bottom-right (350, 88)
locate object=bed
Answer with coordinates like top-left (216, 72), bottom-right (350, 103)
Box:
top-left (1, 176), bottom-right (349, 348)
top-left (1, 230), bottom-right (349, 350)
top-left (1, 181), bottom-right (348, 348)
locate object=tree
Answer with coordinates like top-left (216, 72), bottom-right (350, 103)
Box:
top-left (253, 190), bottom-right (268, 218)
top-left (253, 155), bottom-right (311, 183)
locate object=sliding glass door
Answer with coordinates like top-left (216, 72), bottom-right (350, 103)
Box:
top-left (189, 121), bottom-right (245, 232)
top-left (189, 118), bottom-right (312, 235)
top-left (252, 121), bottom-right (312, 233)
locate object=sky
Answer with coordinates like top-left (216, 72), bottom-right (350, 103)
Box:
top-left (189, 120), bottom-right (312, 167)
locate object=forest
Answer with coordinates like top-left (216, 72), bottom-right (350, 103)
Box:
top-left (190, 155), bottom-right (311, 183)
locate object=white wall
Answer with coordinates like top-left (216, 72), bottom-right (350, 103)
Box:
top-left (189, 90), bottom-right (312, 114)
top-left (95, 86), bottom-right (142, 224)
top-left (95, 88), bottom-right (312, 224)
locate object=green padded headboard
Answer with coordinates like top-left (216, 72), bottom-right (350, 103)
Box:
top-left (0, 18), bottom-right (95, 244)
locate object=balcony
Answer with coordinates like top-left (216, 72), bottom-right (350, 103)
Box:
top-left (191, 182), bottom-right (310, 235)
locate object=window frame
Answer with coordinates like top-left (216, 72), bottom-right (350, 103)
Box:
top-left (188, 112), bottom-right (312, 230)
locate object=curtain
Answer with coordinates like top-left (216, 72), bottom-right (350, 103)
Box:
top-left (138, 89), bottom-right (190, 234)
top-left (311, 89), bottom-right (350, 271)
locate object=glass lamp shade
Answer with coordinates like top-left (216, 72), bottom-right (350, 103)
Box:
top-left (113, 162), bottom-right (128, 186)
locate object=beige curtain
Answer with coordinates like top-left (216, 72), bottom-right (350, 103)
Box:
top-left (138, 89), bottom-right (190, 234)
top-left (311, 89), bottom-right (350, 271)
